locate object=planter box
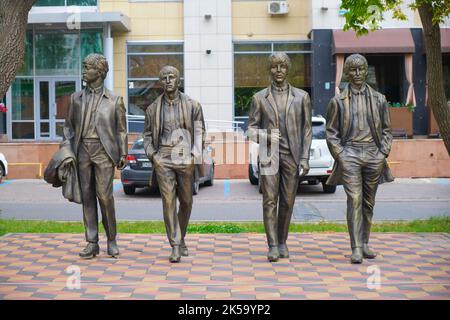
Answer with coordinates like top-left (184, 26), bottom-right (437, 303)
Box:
top-left (389, 107), bottom-right (413, 138)
top-left (428, 106), bottom-right (450, 137)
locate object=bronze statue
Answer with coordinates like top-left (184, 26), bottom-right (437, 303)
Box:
top-left (58, 53), bottom-right (128, 259)
top-left (143, 66), bottom-right (206, 263)
top-left (325, 53), bottom-right (394, 264)
top-left (248, 52), bottom-right (312, 262)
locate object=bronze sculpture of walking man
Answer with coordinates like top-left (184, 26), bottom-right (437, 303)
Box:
top-left (59, 53), bottom-right (128, 259)
top-left (248, 52), bottom-right (312, 262)
top-left (325, 54), bottom-right (394, 264)
top-left (143, 66), bottom-right (206, 263)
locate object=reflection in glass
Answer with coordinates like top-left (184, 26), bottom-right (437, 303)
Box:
top-left (35, 31), bottom-right (80, 75)
top-left (234, 43), bottom-right (271, 52)
top-left (12, 79), bottom-right (34, 121)
top-left (39, 81), bottom-right (50, 120)
top-left (128, 55), bottom-right (183, 79)
top-left (55, 81), bottom-right (76, 119)
top-left (40, 122), bottom-right (50, 138)
top-left (17, 31), bottom-right (33, 76)
top-left (128, 44), bottom-right (183, 54)
top-left (81, 29), bottom-right (103, 63)
top-left (12, 122), bottom-right (34, 139)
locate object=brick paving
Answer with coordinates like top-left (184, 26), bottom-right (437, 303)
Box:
top-left (0, 233), bottom-right (449, 300)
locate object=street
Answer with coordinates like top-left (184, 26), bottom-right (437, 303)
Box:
top-left (1, 178), bottom-right (449, 222)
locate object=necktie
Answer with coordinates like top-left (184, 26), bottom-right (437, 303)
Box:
top-left (357, 92), bottom-right (365, 131)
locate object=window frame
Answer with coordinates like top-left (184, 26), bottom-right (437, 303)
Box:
top-left (233, 40), bottom-right (312, 120)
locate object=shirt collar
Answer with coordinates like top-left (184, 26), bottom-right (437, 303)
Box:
top-left (350, 84), bottom-right (366, 95)
top-left (271, 83), bottom-right (289, 93)
top-left (87, 85), bottom-right (103, 94)
top-left (164, 94), bottom-right (181, 106)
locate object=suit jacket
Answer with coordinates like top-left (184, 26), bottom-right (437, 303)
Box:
top-left (44, 142), bottom-right (82, 204)
top-left (143, 92), bottom-right (206, 185)
top-left (247, 85), bottom-right (312, 166)
top-left (325, 83), bottom-right (394, 185)
top-left (62, 87), bottom-right (128, 165)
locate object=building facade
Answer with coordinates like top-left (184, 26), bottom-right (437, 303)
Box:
top-left (0, 0), bottom-right (449, 141)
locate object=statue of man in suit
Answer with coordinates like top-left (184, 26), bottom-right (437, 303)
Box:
top-left (60, 53), bottom-right (128, 259)
top-left (143, 66), bottom-right (206, 263)
top-left (325, 53), bottom-right (394, 264)
top-left (248, 52), bottom-right (312, 262)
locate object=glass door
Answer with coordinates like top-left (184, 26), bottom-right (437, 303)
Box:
top-left (36, 78), bottom-right (79, 140)
top-left (54, 79), bottom-right (78, 139)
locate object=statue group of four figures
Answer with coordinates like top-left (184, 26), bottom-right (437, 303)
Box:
top-left (50, 51), bottom-right (393, 265)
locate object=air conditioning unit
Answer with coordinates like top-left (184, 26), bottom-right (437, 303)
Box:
top-left (268, 1), bottom-right (289, 15)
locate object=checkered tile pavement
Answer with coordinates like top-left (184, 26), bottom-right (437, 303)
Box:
top-left (0, 233), bottom-right (449, 300)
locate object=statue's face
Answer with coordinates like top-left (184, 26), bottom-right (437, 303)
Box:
top-left (82, 61), bottom-right (102, 85)
top-left (269, 61), bottom-right (289, 85)
top-left (346, 61), bottom-right (368, 87)
top-left (160, 72), bottom-right (179, 94)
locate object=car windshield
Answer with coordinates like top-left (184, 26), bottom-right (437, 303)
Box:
top-left (312, 121), bottom-right (326, 139)
top-left (132, 140), bottom-right (144, 150)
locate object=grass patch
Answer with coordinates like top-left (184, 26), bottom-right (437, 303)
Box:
top-left (0, 216), bottom-right (449, 236)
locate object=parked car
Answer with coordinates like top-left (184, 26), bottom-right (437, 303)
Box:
top-left (248, 115), bottom-right (336, 193)
top-left (121, 138), bottom-right (215, 195)
top-left (0, 153), bottom-right (8, 184)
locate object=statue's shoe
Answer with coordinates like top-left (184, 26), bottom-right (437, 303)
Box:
top-left (169, 246), bottom-right (181, 263)
top-left (107, 240), bottom-right (120, 257)
top-left (278, 244), bottom-right (289, 258)
top-left (350, 247), bottom-right (363, 264)
top-left (363, 244), bottom-right (377, 259)
top-left (79, 242), bottom-right (100, 259)
top-left (267, 246), bottom-right (279, 262)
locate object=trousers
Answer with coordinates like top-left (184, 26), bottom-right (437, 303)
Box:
top-left (153, 148), bottom-right (195, 247)
top-left (77, 139), bottom-right (117, 243)
top-left (339, 142), bottom-right (385, 248)
top-left (260, 152), bottom-right (299, 247)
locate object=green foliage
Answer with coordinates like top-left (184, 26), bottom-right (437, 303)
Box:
top-left (1, 217), bottom-right (449, 236)
top-left (387, 101), bottom-right (416, 112)
top-left (340, 0), bottom-right (450, 35)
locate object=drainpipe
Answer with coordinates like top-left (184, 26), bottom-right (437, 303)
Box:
top-left (104, 22), bottom-right (114, 91)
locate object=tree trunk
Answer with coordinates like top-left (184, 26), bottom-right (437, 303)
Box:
top-left (418, 3), bottom-right (450, 155)
top-left (0, 0), bottom-right (36, 100)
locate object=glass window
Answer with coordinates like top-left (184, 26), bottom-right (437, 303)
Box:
top-left (81, 29), bottom-right (103, 63)
top-left (132, 139), bottom-right (144, 150)
top-left (35, 0), bottom-right (97, 6)
top-left (128, 55), bottom-right (183, 79)
top-left (35, 31), bottom-right (80, 76)
top-left (17, 31), bottom-right (33, 76)
top-left (234, 41), bottom-right (312, 117)
top-left (11, 78), bottom-right (35, 139)
top-left (312, 121), bottom-right (326, 139)
top-left (12, 79), bottom-right (34, 121)
top-left (127, 43), bottom-right (184, 118)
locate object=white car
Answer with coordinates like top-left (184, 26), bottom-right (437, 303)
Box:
top-left (248, 115), bottom-right (336, 193)
top-left (0, 153), bottom-right (8, 183)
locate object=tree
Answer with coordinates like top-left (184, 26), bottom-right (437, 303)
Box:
top-left (0, 0), bottom-right (36, 100)
top-left (340, 0), bottom-right (450, 155)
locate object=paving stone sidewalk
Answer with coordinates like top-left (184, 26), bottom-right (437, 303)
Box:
top-left (0, 233), bottom-right (449, 300)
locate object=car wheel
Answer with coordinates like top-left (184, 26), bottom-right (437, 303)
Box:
top-left (248, 164), bottom-right (258, 185)
top-left (204, 165), bottom-right (214, 187)
top-left (322, 182), bottom-right (336, 194)
top-left (123, 185), bottom-right (136, 195)
top-left (193, 180), bottom-right (200, 195)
